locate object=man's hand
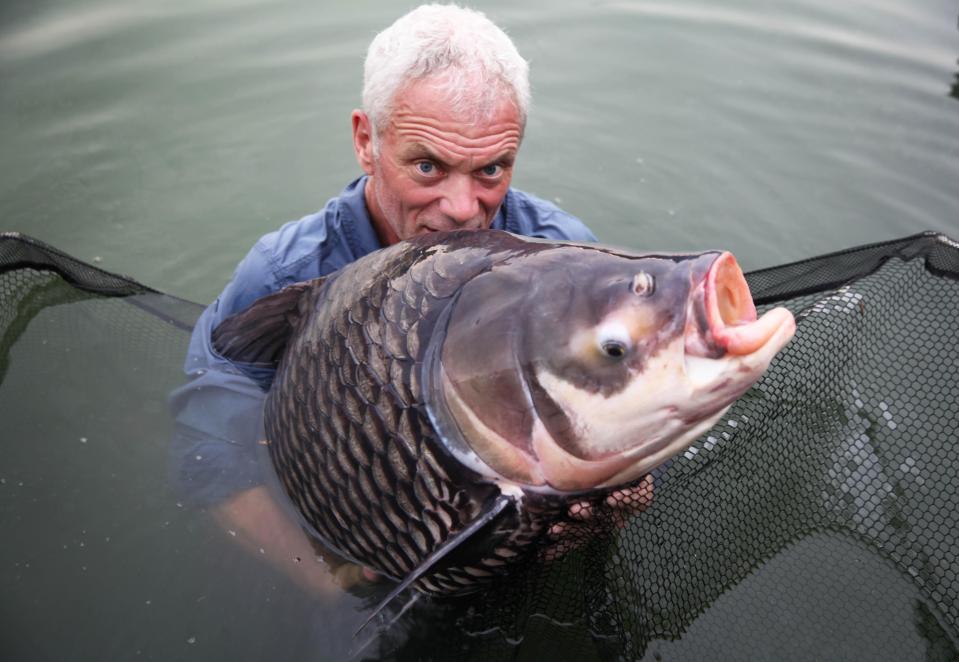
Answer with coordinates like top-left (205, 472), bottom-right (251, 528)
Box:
top-left (543, 474), bottom-right (655, 562)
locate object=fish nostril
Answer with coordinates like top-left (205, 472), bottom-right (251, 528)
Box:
top-left (631, 272), bottom-right (655, 297)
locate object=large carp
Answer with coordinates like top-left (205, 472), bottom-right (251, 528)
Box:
top-left (213, 229), bottom-right (795, 604)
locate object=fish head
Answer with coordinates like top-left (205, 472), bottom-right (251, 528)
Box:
top-left (425, 243), bottom-right (796, 494)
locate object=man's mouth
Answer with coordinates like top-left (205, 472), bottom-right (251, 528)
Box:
top-left (419, 216), bottom-right (490, 234)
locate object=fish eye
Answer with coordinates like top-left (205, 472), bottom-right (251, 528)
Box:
top-left (601, 340), bottom-right (628, 359)
top-left (632, 272), bottom-right (655, 296)
top-left (596, 322), bottom-right (632, 361)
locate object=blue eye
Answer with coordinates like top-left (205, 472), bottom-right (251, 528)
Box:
top-left (416, 162), bottom-right (435, 175)
top-left (481, 164), bottom-right (501, 177)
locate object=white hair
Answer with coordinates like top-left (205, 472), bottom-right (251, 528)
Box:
top-left (362, 4), bottom-right (530, 144)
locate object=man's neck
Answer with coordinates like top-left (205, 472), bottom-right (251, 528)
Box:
top-left (363, 177), bottom-right (399, 246)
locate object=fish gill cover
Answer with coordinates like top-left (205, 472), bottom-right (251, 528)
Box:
top-left (0, 231), bottom-right (957, 660)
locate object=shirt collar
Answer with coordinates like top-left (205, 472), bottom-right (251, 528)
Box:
top-left (338, 176), bottom-right (383, 255)
top-left (494, 190), bottom-right (515, 233)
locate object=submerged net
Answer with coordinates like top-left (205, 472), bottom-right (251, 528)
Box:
top-left (1, 230), bottom-right (957, 660)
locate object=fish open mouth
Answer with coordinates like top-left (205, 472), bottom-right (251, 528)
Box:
top-left (687, 252), bottom-right (795, 359)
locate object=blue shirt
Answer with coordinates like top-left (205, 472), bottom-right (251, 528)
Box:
top-left (171, 176), bottom-right (596, 505)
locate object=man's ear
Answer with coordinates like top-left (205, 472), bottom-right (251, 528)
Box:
top-left (352, 110), bottom-right (374, 175)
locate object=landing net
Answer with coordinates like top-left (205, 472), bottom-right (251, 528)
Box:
top-left (1, 231), bottom-right (956, 660)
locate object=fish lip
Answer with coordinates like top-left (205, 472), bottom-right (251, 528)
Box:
top-left (685, 252), bottom-right (791, 359)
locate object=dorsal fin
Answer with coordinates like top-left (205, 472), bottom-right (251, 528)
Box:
top-left (212, 277), bottom-right (324, 367)
top-left (354, 494), bottom-right (514, 637)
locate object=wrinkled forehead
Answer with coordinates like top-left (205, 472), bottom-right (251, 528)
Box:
top-left (382, 73), bottom-right (524, 136)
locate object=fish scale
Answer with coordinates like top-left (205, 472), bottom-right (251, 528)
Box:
top-left (256, 237), bottom-right (558, 590)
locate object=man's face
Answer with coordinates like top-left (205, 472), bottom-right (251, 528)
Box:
top-left (352, 78), bottom-right (523, 245)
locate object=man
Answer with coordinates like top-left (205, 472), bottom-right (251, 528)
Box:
top-left (172, 4), bottom-right (637, 598)
top-left (191, 5), bottom-right (594, 356)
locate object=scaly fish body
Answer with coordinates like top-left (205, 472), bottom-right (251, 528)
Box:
top-left (214, 230), bottom-right (795, 595)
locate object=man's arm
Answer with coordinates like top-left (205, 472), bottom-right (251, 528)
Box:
top-left (171, 244), bottom-right (282, 507)
top-left (212, 485), bottom-right (376, 596)
top-left (170, 239), bottom-right (376, 596)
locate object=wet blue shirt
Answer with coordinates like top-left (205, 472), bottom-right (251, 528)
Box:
top-left (171, 176), bottom-right (596, 505)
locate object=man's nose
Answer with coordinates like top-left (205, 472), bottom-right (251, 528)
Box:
top-left (439, 175), bottom-right (480, 224)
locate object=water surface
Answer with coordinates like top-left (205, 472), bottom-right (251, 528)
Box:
top-left (2, 1), bottom-right (958, 660)
top-left (2, 0), bottom-right (957, 302)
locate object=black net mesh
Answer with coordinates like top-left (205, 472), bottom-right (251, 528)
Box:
top-left (1, 231), bottom-right (957, 661)
top-left (443, 233), bottom-right (959, 661)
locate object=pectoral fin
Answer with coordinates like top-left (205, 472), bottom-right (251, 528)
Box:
top-left (354, 494), bottom-right (514, 637)
top-left (212, 278), bottom-right (325, 367)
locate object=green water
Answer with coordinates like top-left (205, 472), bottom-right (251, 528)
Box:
top-left (2, 1), bottom-right (959, 660)
top-left (2, 0), bottom-right (957, 304)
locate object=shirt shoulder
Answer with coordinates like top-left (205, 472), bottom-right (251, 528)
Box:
top-left (251, 207), bottom-right (342, 286)
top-left (251, 177), bottom-right (379, 289)
top-left (184, 204), bottom-right (347, 375)
top-left (505, 188), bottom-right (597, 242)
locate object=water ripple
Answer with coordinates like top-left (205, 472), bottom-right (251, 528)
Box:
top-left (0, 4), bottom-right (162, 61)
top-left (608, 1), bottom-right (954, 70)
